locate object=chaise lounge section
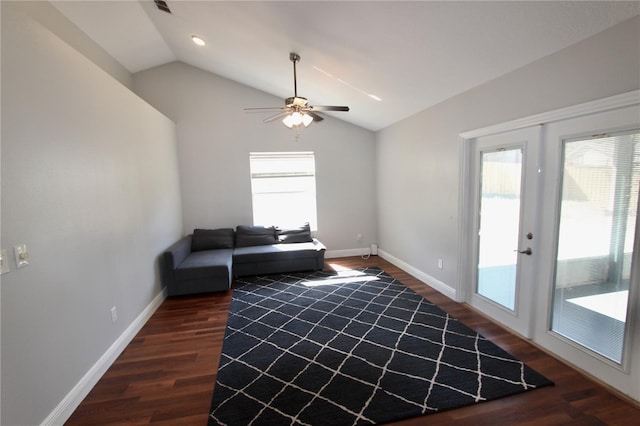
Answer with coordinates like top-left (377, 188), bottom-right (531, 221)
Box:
top-left (161, 225), bottom-right (325, 296)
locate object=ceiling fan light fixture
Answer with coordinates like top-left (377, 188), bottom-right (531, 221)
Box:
top-left (302, 113), bottom-right (313, 127)
top-left (291, 112), bottom-right (303, 126)
top-left (282, 114), bottom-right (295, 128)
top-left (282, 112), bottom-right (313, 128)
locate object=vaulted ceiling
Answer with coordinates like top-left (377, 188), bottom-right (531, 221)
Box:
top-left (51, 1), bottom-right (640, 131)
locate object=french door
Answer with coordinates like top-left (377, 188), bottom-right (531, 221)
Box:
top-left (468, 126), bottom-right (541, 338)
top-left (534, 106), bottom-right (640, 398)
top-left (463, 95), bottom-right (640, 400)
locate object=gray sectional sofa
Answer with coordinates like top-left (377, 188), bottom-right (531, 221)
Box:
top-left (161, 224), bottom-right (326, 296)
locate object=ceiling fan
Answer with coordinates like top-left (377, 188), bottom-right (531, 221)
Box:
top-left (245, 53), bottom-right (349, 128)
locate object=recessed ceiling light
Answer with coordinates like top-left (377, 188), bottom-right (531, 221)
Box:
top-left (191, 35), bottom-right (206, 47)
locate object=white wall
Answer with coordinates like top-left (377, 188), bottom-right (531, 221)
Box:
top-left (376, 16), bottom-right (640, 295)
top-left (1, 3), bottom-right (182, 425)
top-left (132, 62), bottom-right (378, 255)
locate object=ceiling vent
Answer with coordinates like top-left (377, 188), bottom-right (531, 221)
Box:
top-left (154, 0), bottom-right (171, 14)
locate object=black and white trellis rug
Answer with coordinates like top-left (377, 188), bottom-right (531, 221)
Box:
top-left (208, 268), bottom-right (552, 425)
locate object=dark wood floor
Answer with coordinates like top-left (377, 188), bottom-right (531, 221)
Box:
top-left (66, 256), bottom-right (640, 425)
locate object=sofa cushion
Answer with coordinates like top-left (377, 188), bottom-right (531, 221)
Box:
top-left (191, 228), bottom-right (235, 252)
top-left (175, 249), bottom-right (233, 280)
top-left (278, 223), bottom-right (313, 243)
top-left (235, 225), bottom-right (278, 247)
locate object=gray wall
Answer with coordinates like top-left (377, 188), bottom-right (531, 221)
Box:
top-left (1, 3), bottom-right (182, 425)
top-left (133, 62), bottom-right (378, 254)
top-left (376, 15), bottom-right (640, 295)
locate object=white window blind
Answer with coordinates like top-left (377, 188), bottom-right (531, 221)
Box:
top-left (249, 152), bottom-right (318, 230)
top-left (552, 130), bottom-right (639, 363)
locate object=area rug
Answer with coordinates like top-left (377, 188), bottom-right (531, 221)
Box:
top-left (208, 267), bottom-right (552, 425)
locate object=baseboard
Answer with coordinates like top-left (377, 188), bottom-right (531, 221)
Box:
top-left (378, 249), bottom-right (457, 300)
top-left (42, 287), bottom-right (168, 425)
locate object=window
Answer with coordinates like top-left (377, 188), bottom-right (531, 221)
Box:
top-left (551, 130), bottom-right (639, 363)
top-left (249, 152), bottom-right (318, 230)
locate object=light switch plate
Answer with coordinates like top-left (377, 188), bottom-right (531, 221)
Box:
top-left (0, 249), bottom-right (10, 274)
top-left (14, 244), bottom-right (29, 269)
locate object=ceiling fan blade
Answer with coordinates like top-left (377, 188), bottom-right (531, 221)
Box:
top-left (307, 111), bottom-right (324, 122)
top-left (310, 105), bottom-right (350, 112)
top-left (263, 111), bottom-right (291, 123)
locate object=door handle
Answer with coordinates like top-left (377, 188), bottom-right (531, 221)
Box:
top-left (515, 247), bottom-right (532, 255)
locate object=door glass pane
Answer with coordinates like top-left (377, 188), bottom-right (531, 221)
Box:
top-left (552, 131), bottom-right (639, 363)
top-left (477, 149), bottom-right (523, 311)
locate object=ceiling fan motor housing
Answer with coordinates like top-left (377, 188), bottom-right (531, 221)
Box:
top-left (286, 97), bottom-right (308, 108)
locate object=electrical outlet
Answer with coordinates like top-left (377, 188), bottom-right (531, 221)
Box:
top-left (437, 259), bottom-right (443, 269)
top-left (0, 249), bottom-right (10, 274)
top-left (14, 244), bottom-right (29, 269)
top-left (110, 306), bottom-right (118, 323)
top-left (357, 233), bottom-right (362, 242)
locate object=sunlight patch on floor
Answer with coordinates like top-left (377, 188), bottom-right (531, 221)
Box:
top-left (303, 264), bottom-right (379, 287)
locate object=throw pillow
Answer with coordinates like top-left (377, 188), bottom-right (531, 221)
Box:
top-left (235, 225), bottom-right (278, 247)
top-left (191, 228), bottom-right (235, 251)
top-left (278, 223), bottom-right (313, 243)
